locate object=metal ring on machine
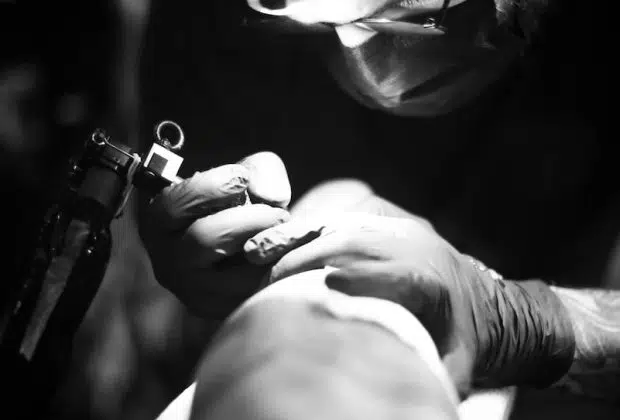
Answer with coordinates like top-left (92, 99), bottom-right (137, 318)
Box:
top-left (155, 120), bottom-right (185, 151)
top-left (91, 129), bottom-right (109, 146)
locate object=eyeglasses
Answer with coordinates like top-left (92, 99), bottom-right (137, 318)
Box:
top-left (242, 0), bottom-right (453, 38)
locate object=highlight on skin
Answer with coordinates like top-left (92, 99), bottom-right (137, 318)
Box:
top-left (550, 287), bottom-right (620, 402)
top-left (189, 298), bottom-right (460, 420)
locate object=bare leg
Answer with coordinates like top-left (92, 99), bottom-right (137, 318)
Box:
top-left (189, 296), bottom-right (458, 420)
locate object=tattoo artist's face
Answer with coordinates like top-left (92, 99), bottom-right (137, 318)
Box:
top-left (250, 0), bottom-right (523, 116)
top-left (329, 0), bottom-right (524, 116)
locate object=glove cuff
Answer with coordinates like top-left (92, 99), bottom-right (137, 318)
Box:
top-left (474, 278), bottom-right (576, 388)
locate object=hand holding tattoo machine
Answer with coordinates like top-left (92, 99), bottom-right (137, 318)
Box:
top-left (0, 121), bottom-right (187, 418)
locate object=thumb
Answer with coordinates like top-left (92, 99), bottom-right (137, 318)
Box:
top-left (325, 261), bottom-right (453, 352)
top-left (326, 261), bottom-right (473, 396)
top-left (325, 261), bottom-right (409, 303)
top-left (238, 152), bottom-right (291, 208)
top-left (325, 261), bottom-right (445, 317)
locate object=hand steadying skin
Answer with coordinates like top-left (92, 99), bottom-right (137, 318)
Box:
top-left (245, 195), bottom-right (620, 401)
top-left (244, 212), bottom-right (482, 395)
top-left (244, 196), bottom-right (576, 395)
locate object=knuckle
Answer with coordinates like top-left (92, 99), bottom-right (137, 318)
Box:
top-left (203, 164), bottom-right (249, 185)
top-left (275, 209), bottom-right (291, 225)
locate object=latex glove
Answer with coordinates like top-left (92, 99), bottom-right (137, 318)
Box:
top-left (244, 213), bottom-right (576, 394)
top-left (290, 179), bottom-right (433, 229)
top-left (142, 152), bottom-right (291, 320)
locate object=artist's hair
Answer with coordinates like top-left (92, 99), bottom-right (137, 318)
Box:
top-left (494, 0), bottom-right (551, 42)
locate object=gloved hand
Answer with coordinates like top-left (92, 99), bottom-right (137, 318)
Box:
top-left (244, 211), bottom-right (576, 394)
top-left (289, 178), bottom-right (433, 228)
top-left (141, 152), bottom-right (291, 320)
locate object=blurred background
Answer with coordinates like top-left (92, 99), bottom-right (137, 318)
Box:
top-left (0, 0), bottom-right (612, 419)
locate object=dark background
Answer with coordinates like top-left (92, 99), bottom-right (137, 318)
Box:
top-left (0, 0), bottom-right (614, 418)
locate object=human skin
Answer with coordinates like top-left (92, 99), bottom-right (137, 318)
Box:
top-left (188, 298), bottom-right (459, 420)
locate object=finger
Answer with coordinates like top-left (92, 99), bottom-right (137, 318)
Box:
top-left (325, 261), bottom-right (406, 300)
top-left (238, 151), bottom-right (291, 208)
top-left (245, 213), bottom-right (390, 265)
top-left (265, 229), bottom-right (375, 282)
top-left (151, 164), bottom-right (251, 232)
top-left (324, 261), bottom-right (442, 313)
top-left (244, 217), bottom-right (325, 264)
top-left (326, 261), bottom-right (453, 356)
top-left (185, 204), bottom-right (291, 265)
top-left (326, 261), bottom-right (445, 314)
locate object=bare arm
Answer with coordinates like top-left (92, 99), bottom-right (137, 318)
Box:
top-left (550, 287), bottom-right (620, 402)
